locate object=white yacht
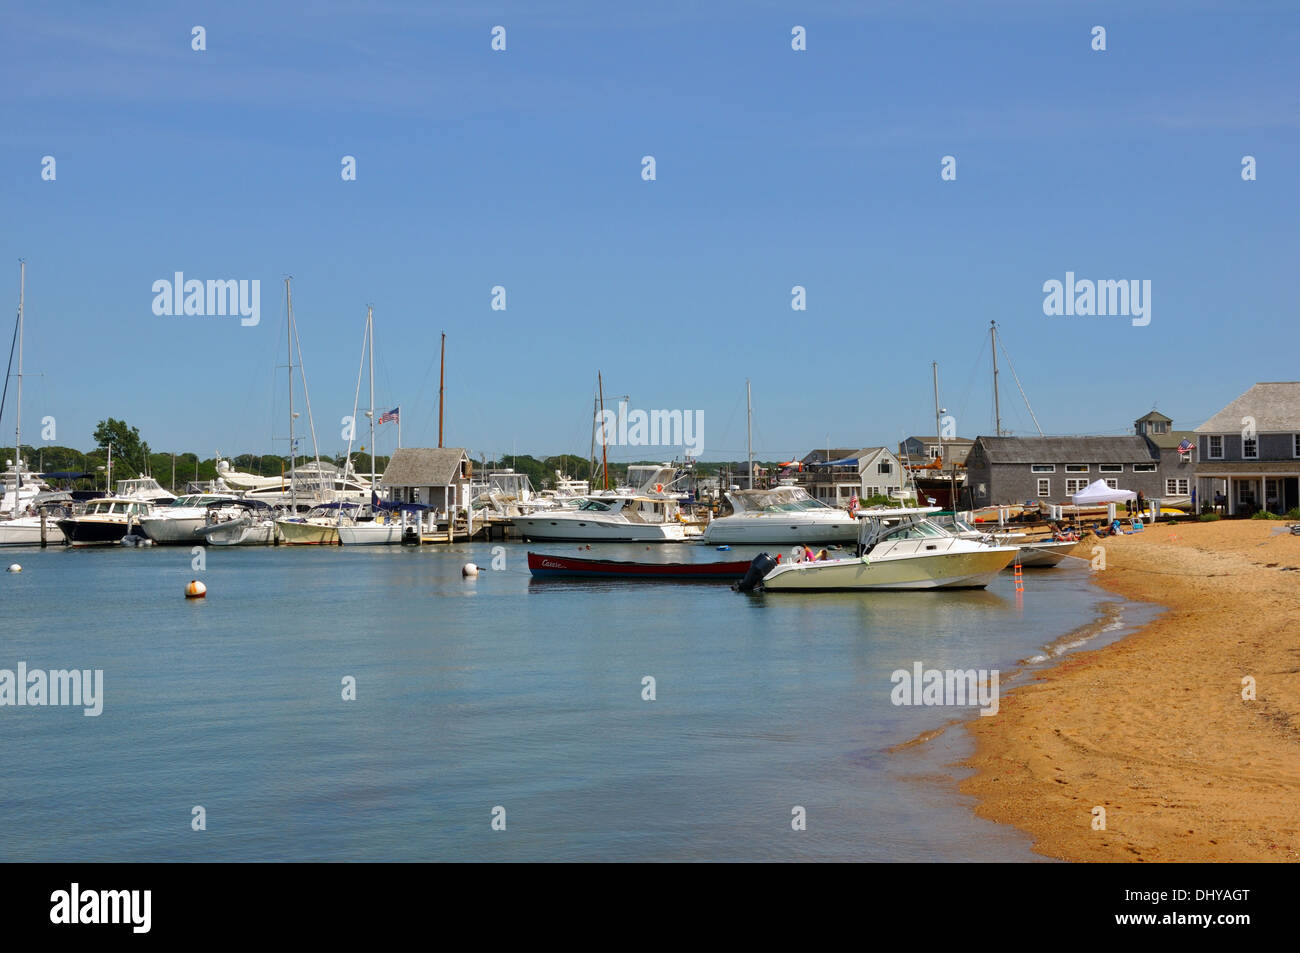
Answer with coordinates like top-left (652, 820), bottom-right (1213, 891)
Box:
top-left (113, 476), bottom-right (177, 505)
top-left (138, 493), bottom-right (240, 544)
top-left (512, 494), bottom-right (690, 542)
top-left (244, 461), bottom-right (372, 510)
top-left (0, 501), bottom-right (69, 546)
top-left (0, 460), bottom-right (52, 516)
top-left (759, 507), bottom-right (1019, 591)
top-left (702, 485), bottom-right (858, 545)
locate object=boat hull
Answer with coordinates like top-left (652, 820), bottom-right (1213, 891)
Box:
top-left (761, 547), bottom-right (1018, 591)
top-left (199, 518), bottom-right (278, 546)
top-left (138, 515), bottom-right (207, 544)
top-left (275, 519), bottom-right (340, 545)
top-left (511, 516), bottom-right (686, 542)
top-left (701, 517), bottom-right (859, 545)
top-left (527, 551), bottom-right (750, 579)
top-left (1014, 540), bottom-right (1078, 568)
top-left (337, 522), bottom-right (408, 546)
top-left (56, 518), bottom-right (136, 547)
top-left (0, 517), bottom-right (65, 545)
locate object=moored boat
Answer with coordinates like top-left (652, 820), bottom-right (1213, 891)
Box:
top-left (56, 498), bottom-right (153, 546)
top-left (527, 551), bottom-right (751, 579)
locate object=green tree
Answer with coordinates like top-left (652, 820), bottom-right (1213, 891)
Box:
top-left (92, 418), bottom-right (152, 477)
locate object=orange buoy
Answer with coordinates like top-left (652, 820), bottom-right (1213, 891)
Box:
top-left (185, 579), bottom-right (207, 599)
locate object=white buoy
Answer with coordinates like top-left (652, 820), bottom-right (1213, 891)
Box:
top-left (185, 579), bottom-right (207, 599)
top-left (6, 564), bottom-right (20, 573)
top-left (462, 562), bottom-right (479, 577)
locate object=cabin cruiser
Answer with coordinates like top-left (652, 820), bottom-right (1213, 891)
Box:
top-left (56, 497), bottom-right (154, 546)
top-left (112, 476), bottom-right (177, 506)
top-left (275, 501), bottom-right (359, 545)
top-left (138, 493), bottom-right (241, 544)
top-left (512, 493), bottom-right (691, 542)
top-left (758, 507), bottom-right (1019, 591)
top-left (197, 499), bottom-right (279, 546)
top-left (702, 485), bottom-right (858, 545)
top-left (0, 496), bottom-right (72, 546)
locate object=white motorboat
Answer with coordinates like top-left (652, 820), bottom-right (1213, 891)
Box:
top-left (935, 513), bottom-right (1076, 568)
top-left (275, 501), bottom-right (358, 545)
top-left (197, 500), bottom-right (279, 546)
top-left (138, 493), bottom-right (240, 544)
top-left (113, 476), bottom-right (177, 506)
top-left (337, 511), bottom-right (413, 546)
top-left (0, 507), bottom-right (67, 545)
top-left (702, 485), bottom-right (859, 545)
top-left (758, 507), bottom-right (1019, 591)
top-left (512, 494), bottom-right (690, 542)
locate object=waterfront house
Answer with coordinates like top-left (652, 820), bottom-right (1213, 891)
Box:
top-left (380, 447), bottom-right (472, 514)
top-left (797, 447), bottom-right (905, 505)
top-left (1194, 382), bottom-right (1300, 515)
top-left (964, 435), bottom-right (1164, 507)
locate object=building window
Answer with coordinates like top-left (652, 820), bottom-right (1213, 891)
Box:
top-left (1099, 464), bottom-right (1123, 473)
top-left (1105, 479), bottom-right (1118, 490)
top-left (1037, 478), bottom-right (1050, 497)
top-left (927, 446), bottom-right (941, 459)
top-left (878, 461), bottom-right (892, 474)
top-left (1065, 464), bottom-right (1089, 473)
top-left (1132, 463), bottom-right (1156, 472)
top-left (1294, 434), bottom-right (1300, 458)
top-left (1243, 436), bottom-right (1258, 459)
top-left (1031, 464), bottom-right (1055, 473)
top-left (1065, 478), bottom-right (1089, 494)
top-left (1208, 435), bottom-right (1223, 459)
top-left (1166, 478), bottom-right (1189, 495)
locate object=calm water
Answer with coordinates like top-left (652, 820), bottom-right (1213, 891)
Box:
top-left (0, 540), bottom-right (1155, 861)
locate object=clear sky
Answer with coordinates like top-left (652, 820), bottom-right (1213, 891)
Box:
top-left (3, 1), bottom-right (1297, 465)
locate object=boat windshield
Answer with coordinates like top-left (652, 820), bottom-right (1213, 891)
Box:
top-left (881, 518), bottom-right (948, 540)
top-left (730, 487), bottom-right (832, 514)
top-left (577, 499), bottom-right (614, 512)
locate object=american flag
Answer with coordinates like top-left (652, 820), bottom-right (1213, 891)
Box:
top-left (848, 493), bottom-right (858, 517)
top-left (377, 407), bottom-right (399, 426)
top-left (1177, 438), bottom-right (1193, 454)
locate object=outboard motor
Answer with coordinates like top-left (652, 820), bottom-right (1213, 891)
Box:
top-left (734, 552), bottom-right (778, 592)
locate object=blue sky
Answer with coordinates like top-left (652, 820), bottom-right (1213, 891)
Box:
top-left (2, 1), bottom-right (1297, 464)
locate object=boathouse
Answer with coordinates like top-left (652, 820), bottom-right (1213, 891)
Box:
top-left (380, 447), bottom-right (472, 515)
top-left (964, 435), bottom-right (1164, 508)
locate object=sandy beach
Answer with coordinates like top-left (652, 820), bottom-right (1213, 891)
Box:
top-left (961, 519), bottom-right (1300, 862)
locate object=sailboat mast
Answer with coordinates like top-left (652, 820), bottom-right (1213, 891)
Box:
top-left (990, 320), bottom-right (1002, 437)
top-left (437, 332), bottom-right (445, 448)
top-left (286, 278), bottom-right (296, 511)
top-left (746, 379), bottom-right (753, 490)
top-left (368, 306), bottom-right (376, 491)
top-left (598, 372), bottom-right (608, 491)
top-left (14, 260), bottom-right (23, 492)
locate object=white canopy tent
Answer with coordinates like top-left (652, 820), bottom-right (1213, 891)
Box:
top-left (1071, 479), bottom-right (1137, 506)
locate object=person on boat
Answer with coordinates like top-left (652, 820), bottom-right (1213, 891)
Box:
top-left (801, 545), bottom-right (815, 562)
top-left (815, 548), bottom-right (829, 561)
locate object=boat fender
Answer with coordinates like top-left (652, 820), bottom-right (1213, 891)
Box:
top-left (734, 552), bottom-right (778, 592)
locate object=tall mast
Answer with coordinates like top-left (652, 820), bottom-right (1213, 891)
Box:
top-left (598, 372), bottom-right (608, 491)
top-left (368, 306), bottom-right (376, 491)
top-left (990, 320), bottom-right (1002, 437)
top-left (286, 278), bottom-right (296, 511)
top-left (746, 379), bottom-right (753, 489)
top-left (14, 260), bottom-right (23, 492)
top-left (437, 332), bottom-right (445, 448)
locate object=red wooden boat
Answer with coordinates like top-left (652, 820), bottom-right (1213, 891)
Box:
top-left (527, 551), bottom-right (751, 580)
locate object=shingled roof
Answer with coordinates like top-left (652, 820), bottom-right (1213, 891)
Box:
top-left (973, 435), bottom-right (1159, 464)
top-left (381, 447), bottom-right (469, 486)
top-left (1194, 382), bottom-right (1300, 433)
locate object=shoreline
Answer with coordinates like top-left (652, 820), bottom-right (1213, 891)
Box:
top-left (959, 520), bottom-right (1300, 862)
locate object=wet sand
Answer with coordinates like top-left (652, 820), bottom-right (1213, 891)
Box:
top-left (961, 519), bottom-right (1300, 862)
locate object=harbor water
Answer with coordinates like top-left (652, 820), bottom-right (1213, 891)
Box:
top-left (0, 541), bottom-right (1157, 861)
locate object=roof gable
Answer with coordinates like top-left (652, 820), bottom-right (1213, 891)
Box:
top-left (1194, 382), bottom-right (1300, 433)
top-left (381, 447), bottom-right (469, 486)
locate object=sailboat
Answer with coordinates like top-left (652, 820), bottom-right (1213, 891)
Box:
top-left (272, 278), bottom-right (350, 544)
top-left (0, 262), bottom-right (66, 546)
top-left (338, 306), bottom-right (405, 545)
